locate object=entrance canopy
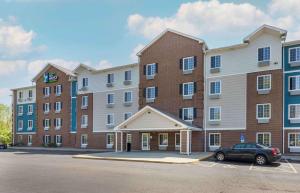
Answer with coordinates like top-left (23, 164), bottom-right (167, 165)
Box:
top-left (114, 105), bottom-right (201, 131)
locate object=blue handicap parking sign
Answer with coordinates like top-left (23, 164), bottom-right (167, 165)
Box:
top-left (240, 134), bottom-right (245, 143)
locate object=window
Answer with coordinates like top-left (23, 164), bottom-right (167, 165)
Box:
top-left (44, 135), bottom-right (51, 145)
top-left (28, 135), bottom-right (32, 145)
top-left (18, 120), bottom-right (23, 131)
top-left (124, 91), bottom-right (132, 103)
top-left (28, 120), bottom-right (33, 130)
top-left (209, 81), bottom-right (221, 95)
top-left (257, 133), bottom-right (271, 147)
top-left (183, 82), bottom-right (194, 96)
top-left (289, 104), bottom-right (300, 120)
top-left (289, 47), bottom-right (300, 63)
top-left (146, 63), bottom-right (156, 76)
top-left (82, 96), bottom-right (88, 108)
top-left (289, 133), bottom-right (300, 147)
top-left (257, 75), bottom-right (271, 91)
top-left (43, 119), bottom-right (50, 130)
top-left (44, 87), bottom-right (50, 97)
top-left (55, 102), bottom-right (62, 112)
top-left (258, 47), bottom-right (270, 62)
top-left (55, 85), bottom-right (62, 96)
top-left (107, 73), bottom-right (114, 84)
top-left (54, 118), bottom-right (62, 129)
top-left (18, 91), bottom-right (23, 100)
top-left (82, 78), bottom-right (88, 87)
top-left (107, 114), bottom-right (114, 125)
top-left (289, 76), bottom-right (300, 91)
top-left (18, 106), bottom-right (23, 116)
top-left (55, 135), bottom-right (62, 145)
top-left (124, 112), bottom-right (132, 120)
top-left (256, 104), bottom-right (271, 119)
top-left (28, 90), bottom-right (33, 99)
top-left (27, 105), bottom-right (33, 115)
top-left (211, 55), bottom-right (221, 69)
top-left (106, 133), bottom-right (114, 148)
top-left (146, 87), bottom-right (156, 99)
top-left (175, 133), bottom-right (180, 147)
top-left (159, 133), bottom-right (168, 146)
top-left (209, 107), bottom-right (221, 121)
top-left (209, 133), bottom-right (221, 147)
top-left (81, 115), bottom-right (88, 128)
top-left (125, 70), bottom-right (131, 81)
top-left (182, 107), bottom-right (194, 121)
top-left (81, 134), bottom-right (88, 146)
top-left (182, 56), bottom-right (195, 71)
top-left (43, 103), bottom-right (50, 113)
top-left (107, 94), bottom-right (114, 104)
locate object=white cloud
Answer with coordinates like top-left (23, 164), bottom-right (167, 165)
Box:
top-left (0, 88), bottom-right (10, 103)
top-left (95, 60), bottom-right (113, 70)
top-left (130, 44), bottom-right (145, 62)
top-left (0, 60), bottom-right (27, 75)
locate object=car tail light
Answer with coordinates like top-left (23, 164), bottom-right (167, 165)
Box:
top-left (271, 148), bottom-right (277, 156)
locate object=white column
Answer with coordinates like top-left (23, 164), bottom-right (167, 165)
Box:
top-left (115, 131), bottom-right (118, 152)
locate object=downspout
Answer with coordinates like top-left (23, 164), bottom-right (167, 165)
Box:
top-left (282, 40), bottom-right (285, 154)
top-left (203, 45), bottom-right (207, 152)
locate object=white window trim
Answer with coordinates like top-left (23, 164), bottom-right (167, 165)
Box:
top-left (210, 55), bottom-right (221, 69)
top-left (44, 119), bottom-right (50, 130)
top-left (106, 113), bottom-right (115, 126)
top-left (44, 135), bottom-right (50, 144)
top-left (107, 73), bottom-right (114, 84)
top-left (209, 80), bottom-right (222, 95)
top-left (175, 133), bottom-right (180, 147)
top-left (288, 104), bottom-right (300, 120)
top-left (55, 118), bottom-right (62, 130)
top-left (27, 120), bottom-right (33, 130)
top-left (124, 91), bottom-right (133, 103)
top-left (182, 82), bottom-right (194, 96)
top-left (288, 132), bottom-right (300, 148)
top-left (82, 78), bottom-right (88, 87)
top-left (44, 103), bottom-right (50, 113)
top-left (56, 135), bottom-right (62, 145)
top-left (209, 133), bottom-right (221, 147)
top-left (81, 96), bottom-right (88, 108)
top-left (182, 56), bottom-right (195, 71)
top-left (288, 47), bottom-right (300, 63)
top-left (55, 102), bottom-right (61, 113)
top-left (256, 74), bottom-right (272, 91)
top-left (107, 93), bottom-right (115, 104)
top-left (18, 120), bottom-right (23, 131)
top-left (256, 103), bottom-right (271, 119)
top-left (182, 107), bottom-right (194, 121)
top-left (56, 85), bottom-right (62, 96)
top-left (106, 133), bottom-right (114, 148)
top-left (209, 106), bottom-right (221, 121)
top-left (125, 70), bottom-right (132, 81)
top-left (81, 115), bottom-right (88, 128)
top-left (81, 134), bottom-right (88, 146)
top-left (256, 132), bottom-right (271, 146)
top-left (146, 87), bottom-right (156, 100)
top-left (27, 105), bottom-right (33, 115)
top-left (288, 75), bottom-right (300, 92)
top-left (124, 112), bottom-right (132, 120)
top-left (257, 46), bottom-right (271, 62)
top-left (44, 87), bottom-right (50, 97)
top-left (28, 135), bottom-right (32, 145)
top-left (146, 63), bottom-right (156, 76)
top-left (18, 106), bottom-right (23, 116)
top-left (158, 133), bottom-right (168, 147)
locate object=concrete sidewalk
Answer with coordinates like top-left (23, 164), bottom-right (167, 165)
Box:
top-left (73, 151), bottom-right (214, 164)
top-left (283, 155), bottom-right (300, 162)
top-left (9, 146), bottom-right (107, 153)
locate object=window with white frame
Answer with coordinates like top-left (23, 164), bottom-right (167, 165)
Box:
top-left (81, 115), bottom-right (88, 127)
top-left (44, 87), bottom-right (50, 97)
top-left (55, 102), bottom-right (62, 112)
top-left (107, 114), bottom-right (114, 125)
top-left (43, 103), bottom-right (50, 113)
top-left (146, 63), bottom-right (156, 76)
top-left (182, 56), bottom-right (195, 71)
top-left (289, 133), bottom-right (300, 147)
top-left (175, 133), bottom-right (180, 147)
top-left (124, 91), bottom-right (132, 103)
top-left (81, 134), bottom-right (88, 145)
top-left (159, 133), bottom-right (168, 146)
top-left (107, 94), bottom-right (114, 104)
top-left (125, 70), bottom-right (131, 81)
top-left (55, 85), bottom-right (62, 96)
top-left (18, 120), bottom-right (23, 131)
top-left (44, 135), bottom-right (51, 145)
top-left (209, 81), bottom-right (221, 95)
top-left (289, 104), bottom-right (300, 120)
top-left (18, 106), bottom-right (23, 116)
top-left (182, 107), bottom-right (194, 121)
top-left (28, 135), bottom-right (32, 145)
top-left (209, 133), bottom-right (221, 147)
top-left (124, 112), bottom-right (132, 120)
top-left (82, 96), bottom-right (88, 108)
top-left (289, 76), bottom-right (300, 91)
top-left (82, 78), bottom-right (88, 88)
top-left (258, 47), bottom-right (270, 62)
top-left (183, 82), bottom-right (194, 96)
top-left (27, 120), bottom-right (33, 130)
top-left (256, 104), bottom-right (271, 119)
top-left (209, 107), bottom-right (221, 121)
top-left (289, 47), bottom-right (300, 63)
top-left (211, 55), bottom-right (221, 69)
top-left (54, 118), bottom-right (62, 129)
top-left (257, 133), bottom-right (271, 146)
top-left (18, 91), bottom-right (23, 100)
top-left (44, 119), bottom-right (50, 130)
top-left (106, 133), bottom-right (114, 148)
top-left (56, 135), bottom-right (62, 145)
top-left (146, 87), bottom-right (156, 99)
top-left (257, 75), bottom-right (271, 91)
top-left (28, 105), bottom-right (33, 115)
top-left (107, 73), bottom-right (114, 84)
top-left (28, 90), bottom-right (33, 99)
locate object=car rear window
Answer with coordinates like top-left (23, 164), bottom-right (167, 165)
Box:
top-left (233, 144), bottom-right (246, 149)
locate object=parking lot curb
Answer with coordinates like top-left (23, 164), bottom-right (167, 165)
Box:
top-left (198, 153), bottom-right (214, 161)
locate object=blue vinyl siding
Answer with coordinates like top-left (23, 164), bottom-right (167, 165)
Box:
top-left (70, 81), bottom-right (77, 132)
top-left (15, 103), bottom-right (36, 133)
top-left (284, 44), bottom-right (300, 72)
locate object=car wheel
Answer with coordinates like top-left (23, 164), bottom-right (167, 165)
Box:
top-left (256, 155), bottom-right (267, 165)
top-left (216, 152), bottom-right (225, 161)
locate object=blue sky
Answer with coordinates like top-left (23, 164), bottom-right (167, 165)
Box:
top-left (0, 0), bottom-right (299, 105)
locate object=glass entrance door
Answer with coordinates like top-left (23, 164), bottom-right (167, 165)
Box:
top-left (141, 133), bottom-right (150, 151)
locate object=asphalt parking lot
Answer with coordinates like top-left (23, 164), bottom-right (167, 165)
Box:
top-left (1, 149), bottom-right (300, 193)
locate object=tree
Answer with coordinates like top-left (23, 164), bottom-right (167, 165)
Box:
top-left (0, 104), bottom-right (12, 144)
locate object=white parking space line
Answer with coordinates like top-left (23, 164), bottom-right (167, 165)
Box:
top-left (249, 159), bottom-right (298, 174)
top-left (198, 162), bottom-right (219, 168)
top-left (285, 159), bottom-right (298, 174)
top-left (249, 163), bottom-right (254, 171)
